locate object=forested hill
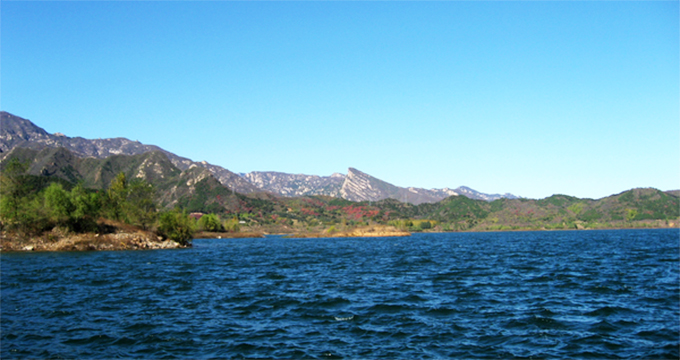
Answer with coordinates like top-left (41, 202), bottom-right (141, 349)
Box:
top-left (415, 188), bottom-right (679, 231)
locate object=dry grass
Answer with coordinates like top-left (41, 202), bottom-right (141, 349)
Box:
top-left (193, 231), bottom-right (265, 239)
top-left (288, 225), bottom-right (410, 239)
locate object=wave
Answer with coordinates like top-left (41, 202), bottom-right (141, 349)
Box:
top-left (2, 229), bottom-right (678, 360)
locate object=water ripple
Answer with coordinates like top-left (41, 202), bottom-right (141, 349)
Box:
top-left (2, 229), bottom-right (678, 359)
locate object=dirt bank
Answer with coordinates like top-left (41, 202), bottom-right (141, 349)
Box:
top-left (288, 225), bottom-right (411, 238)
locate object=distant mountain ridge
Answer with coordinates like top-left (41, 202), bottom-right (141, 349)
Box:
top-left (242, 167), bottom-right (517, 205)
top-left (0, 112), bottom-right (259, 194)
top-left (1, 112), bottom-right (678, 231)
top-left (241, 171), bottom-right (345, 197)
top-left (1, 111), bottom-right (517, 204)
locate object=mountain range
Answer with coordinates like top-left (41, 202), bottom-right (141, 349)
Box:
top-left (0, 111), bottom-right (517, 204)
top-left (1, 111), bottom-right (677, 232)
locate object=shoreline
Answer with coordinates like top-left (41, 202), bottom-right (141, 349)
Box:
top-left (2, 224), bottom-right (675, 253)
top-left (0, 219), bottom-right (187, 253)
top-left (285, 225), bottom-right (411, 239)
top-left (445, 224), bottom-right (679, 233)
top-left (193, 231), bottom-right (265, 239)
top-left (0, 230), bottom-right (186, 253)
top-left (283, 225), bottom-right (677, 239)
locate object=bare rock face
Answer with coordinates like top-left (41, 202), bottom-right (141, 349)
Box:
top-left (0, 113), bottom-right (53, 150)
top-left (242, 171), bottom-right (344, 197)
top-left (336, 168), bottom-right (517, 204)
top-left (339, 168), bottom-right (449, 205)
top-left (243, 167), bottom-right (518, 204)
top-left (340, 168), bottom-right (394, 202)
top-left (0, 112), bottom-right (160, 158)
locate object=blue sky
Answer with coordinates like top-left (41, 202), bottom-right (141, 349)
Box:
top-left (2, 1), bottom-right (678, 199)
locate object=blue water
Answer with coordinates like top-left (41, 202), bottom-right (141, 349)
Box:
top-left (2, 229), bottom-right (678, 359)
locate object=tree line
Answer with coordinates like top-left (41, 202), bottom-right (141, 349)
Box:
top-left (0, 158), bottom-right (196, 245)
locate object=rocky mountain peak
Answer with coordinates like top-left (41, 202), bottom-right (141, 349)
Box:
top-left (0, 112), bottom-right (52, 151)
top-left (340, 168), bottom-right (393, 202)
top-left (1, 112), bottom-right (519, 204)
top-left (241, 171), bottom-right (344, 197)
top-left (0, 111), bottom-right (259, 194)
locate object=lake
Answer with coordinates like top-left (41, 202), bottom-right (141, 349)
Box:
top-left (2, 229), bottom-right (678, 359)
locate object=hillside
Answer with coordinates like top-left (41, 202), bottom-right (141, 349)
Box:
top-left (0, 111), bottom-right (259, 194)
top-left (1, 111), bottom-right (677, 234)
top-left (1, 144), bottom-right (677, 235)
top-left (0, 146), bottom-right (275, 215)
top-left (1, 112), bottom-right (517, 204)
top-left (424, 188), bottom-right (680, 231)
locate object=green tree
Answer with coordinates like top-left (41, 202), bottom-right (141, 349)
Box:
top-left (21, 196), bottom-right (50, 235)
top-left (126, 179), bottom-right (157, 230)
top-left (0, 158), bottom-right (30, 226)
top-left (69, 183), bottom-right (101, 232)
top-left (105, 172), bottom-right (128, 221)
top-left (44, 183), bottom-right (74, 226)
top-left (198, 213), bottom-right (223, 232)
top-left (223, 217), bottom-right (241, 232)
top-left (157, 208), bottom-right (195, 245)
top-left (102, 173), bottom-right (158, 229)
top-left (70, 184), bottom-right (100, 219)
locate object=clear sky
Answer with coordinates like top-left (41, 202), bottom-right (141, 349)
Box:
top-left (2, 1), bottom-right (678, 199)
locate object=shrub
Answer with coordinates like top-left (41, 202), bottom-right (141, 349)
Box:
top-left (42, 183), bottom-right (101, 233)
top-left (198, 213), bottom-right (224, 232)
top-left (126, 179), bottom-right (157, 230)
top-left (157, 209), bottom-right (195, 245)
top-left (44, 183), bottom-right (74, 224)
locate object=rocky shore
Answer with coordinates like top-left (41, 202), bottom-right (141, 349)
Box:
top-left (0, 222), bottom-right (185, 252)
